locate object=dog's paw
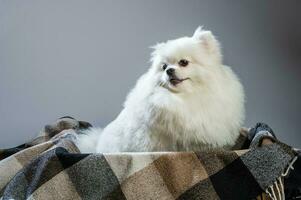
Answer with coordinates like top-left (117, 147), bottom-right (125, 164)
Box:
top-left (42, 116), bottom-right (92, 138)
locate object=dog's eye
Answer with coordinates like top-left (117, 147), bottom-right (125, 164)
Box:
top-left (178, 59), bottom-right (189, 67)
top-left (162, 63), bottom-right (168, 70)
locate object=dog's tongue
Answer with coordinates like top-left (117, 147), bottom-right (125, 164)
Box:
top-left (170, 78), bottom-right (182, 85)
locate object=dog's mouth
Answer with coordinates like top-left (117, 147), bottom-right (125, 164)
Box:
top-left (169, 77), bottom-right (189, 86)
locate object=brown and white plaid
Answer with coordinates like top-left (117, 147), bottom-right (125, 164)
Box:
top-left (0, 126), bottom-right (297, 200)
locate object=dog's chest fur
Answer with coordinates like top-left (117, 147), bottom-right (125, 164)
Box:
top-left (142, 102), bottom-right (211, 151)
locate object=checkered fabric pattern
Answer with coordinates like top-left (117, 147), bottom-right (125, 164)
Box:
top-left (0, 128), bottom-right (297, 200)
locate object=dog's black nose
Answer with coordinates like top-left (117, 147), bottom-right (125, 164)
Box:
top-left (166, 68), bottom-right (175, 76)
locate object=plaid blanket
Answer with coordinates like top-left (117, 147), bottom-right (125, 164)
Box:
top-left (0, 118), bottom-right (299, 200)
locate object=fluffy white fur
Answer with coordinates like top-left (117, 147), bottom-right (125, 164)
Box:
top-left (77, 27), bottom-right (245, 153)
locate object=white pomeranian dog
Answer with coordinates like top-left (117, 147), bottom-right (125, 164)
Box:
top-left (77, 27), bottom-right (245, 153)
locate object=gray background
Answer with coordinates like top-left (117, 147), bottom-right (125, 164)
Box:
top-left (0, 0), bottom-right (300, 148)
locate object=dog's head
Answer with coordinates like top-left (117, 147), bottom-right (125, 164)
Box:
top-left (151, 27), bottom-right (223, 94)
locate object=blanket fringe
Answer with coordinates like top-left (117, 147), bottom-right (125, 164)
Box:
top-left (264, 156), bottom-right (298, 200)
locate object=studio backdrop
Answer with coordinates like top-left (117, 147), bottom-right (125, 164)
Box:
top-left (0, 0), bottom-right (300, 148)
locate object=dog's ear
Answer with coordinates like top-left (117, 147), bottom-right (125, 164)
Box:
top-left (150, 42), bottom-right (165, 61)
top-left (192, 26), bottom-right (205, 38)
top-left (193, 27), bottom-right (222, 62)
top-left (150, 42), bottom-right (165, 51)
